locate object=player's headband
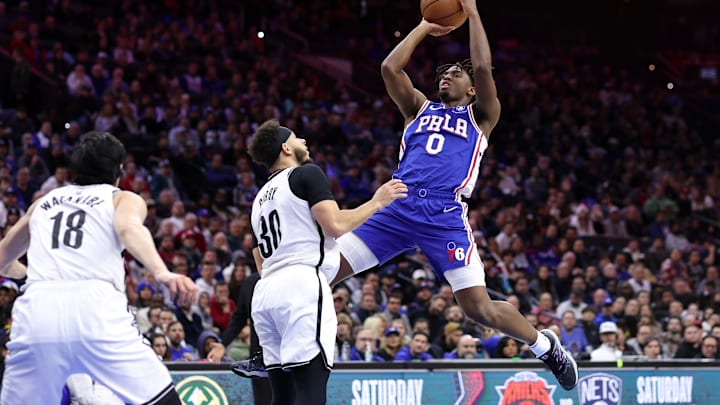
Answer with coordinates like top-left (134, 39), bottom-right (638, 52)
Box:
top-left (272, 126), bottom-right (292, 161)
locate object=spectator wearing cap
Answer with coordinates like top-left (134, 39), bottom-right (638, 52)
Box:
top-left (389, 318), bottom-right (411, 346)
top-left (556, 288), bottom-right (588, 320)
top-left (433, 321), bottom-right (464, 358)
top-left (381, 294), bottom-right (411, 336)
top-left (377, 327), bottom-right (403, 361)
top-left (594, 297), bottom-right (618, 326)
top-left (174, 212), bottom-right (207, 254)
top-left (590, 321), bottom-right (622, 361)
top-left (0, 203), bottom-right (16, 232)
top-left (179, 230), bottom-right (202, 272)
top-left (378, 264), bottom-right (399, 306)
top-left (407, 281), bottom-right (433, 314)
top-left (135, 280), bottom-right (156, 308)
top-left (195, 208), bottom-right (212, 242)
top-left (0, 188), bottom-right (25, 228)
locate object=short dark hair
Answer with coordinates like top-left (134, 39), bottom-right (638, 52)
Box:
top-left (435, 59), bottom-right (474, 86)
top-left (249, 119), bottom-right (282, 168)
top-left (412, 330), bottom-right (430, 342)
top-left (70, 131), bottom-right (126, 185)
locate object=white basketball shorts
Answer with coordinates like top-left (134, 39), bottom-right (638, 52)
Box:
top-left (252, 265), bottom-right (336, 371)
top-left (1, 279), bottom-right (174, 405)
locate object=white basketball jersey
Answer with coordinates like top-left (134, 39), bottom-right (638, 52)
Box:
top-left (251, 168), bottom-right (339, 280)
top-left (26, 184), bottom-right (125, 291)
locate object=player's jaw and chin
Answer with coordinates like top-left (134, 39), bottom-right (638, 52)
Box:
top-left (293, 144), bottom-right (312, 165)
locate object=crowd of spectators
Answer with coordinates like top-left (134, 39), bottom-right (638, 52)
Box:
top-left (0, 0), bottom-right (718, 370)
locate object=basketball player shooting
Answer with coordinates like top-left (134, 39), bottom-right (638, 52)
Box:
top-left (334, 0), bottom-right (578, 390)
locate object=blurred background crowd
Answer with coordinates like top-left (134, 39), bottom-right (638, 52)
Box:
top-left (0, 0), bottom-right (718, 372)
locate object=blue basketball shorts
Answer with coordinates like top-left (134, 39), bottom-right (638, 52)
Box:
top-left (352, 188), bottom-right (478, 278)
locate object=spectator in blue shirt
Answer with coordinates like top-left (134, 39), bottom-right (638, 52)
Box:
top-left (594, 298), bottom-right (618, 326)
top-left (560, 311), bottom-right (589, 356)
top-left (166, 321), bottom-right (195, 361)
top-left (394, 331), bottom-right (433, 362)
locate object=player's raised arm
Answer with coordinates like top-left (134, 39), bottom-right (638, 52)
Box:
top-left (460, 0), bottom-right (501, 131)
top-left (381, 20), bottom-right (454, 120)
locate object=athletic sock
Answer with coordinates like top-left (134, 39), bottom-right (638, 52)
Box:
top-left (529, 331), bottom-right (552, 357)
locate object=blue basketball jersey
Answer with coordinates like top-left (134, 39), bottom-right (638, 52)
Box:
top-left (394, 100), bottom-right (488, 198)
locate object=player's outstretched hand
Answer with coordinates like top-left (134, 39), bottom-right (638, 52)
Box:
top-left (420, 19), bottom-right (456, 37)
top-left (207, 342), bottom-right (226, 364)
top-left (157, 271), bottom-right (198, 306)
top-left (373, 179), bottom-right (408, 209)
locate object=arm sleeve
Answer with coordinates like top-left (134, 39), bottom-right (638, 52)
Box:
top-left (288, 164), bottom-right (335, 207)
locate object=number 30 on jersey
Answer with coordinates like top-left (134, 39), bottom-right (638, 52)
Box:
top-left (257, 209), bottom-right (282, 258)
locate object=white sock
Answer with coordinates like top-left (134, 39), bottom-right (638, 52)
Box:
top-left (529, 331), bottom-right (552, 357)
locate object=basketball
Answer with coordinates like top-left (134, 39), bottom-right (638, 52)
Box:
top-left (420, 0), bottom-right (467, 28)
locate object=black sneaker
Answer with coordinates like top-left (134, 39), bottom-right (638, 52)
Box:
top-left (538, 330), bottom-right (578, 391)
top-left (231, 351), bottom-right (269, 378)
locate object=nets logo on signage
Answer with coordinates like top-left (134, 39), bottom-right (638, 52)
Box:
top-left (578, 373), bottom-right (622, 405)
top-left (495, 371), bottom-right (556, 405)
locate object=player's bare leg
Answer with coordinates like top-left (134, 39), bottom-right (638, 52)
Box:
top-left (454, 285), bottom-right (578, 390)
